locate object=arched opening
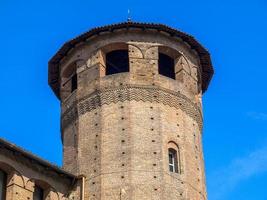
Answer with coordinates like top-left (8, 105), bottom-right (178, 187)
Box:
top-left (61, 62), bottom-right (79, 99)
top-left (70, 73), bottom-right (77, 92)
top-left (33, 184), bottom-right (44, 200)
top-left (158, 46), bottom-right (180, 80)
top-left (167, 141), bottom-right (181, 174)
top-left (0, 170), bottom-right (7, 200)
top-left (158, 53), bottom-right (175, 79)
top-left (106, 50), bottom-right (129, 75)
top-left (0, 162), bottom-right (18, 200)
top-left (62, 62), bottom-right (78, 93)
top-left (32, 179), bottom-right (51, 200)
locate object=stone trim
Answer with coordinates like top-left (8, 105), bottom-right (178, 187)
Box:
top-left (61, 85), bottom-right (203, 131)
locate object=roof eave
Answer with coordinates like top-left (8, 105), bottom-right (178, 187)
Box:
top-left (48, 22), bottom-right (214, 99)
top-left (0, 138), bottom-right (77, 180)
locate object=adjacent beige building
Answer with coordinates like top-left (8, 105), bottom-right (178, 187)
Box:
top-left (0, 21), bottom-right (214, 200)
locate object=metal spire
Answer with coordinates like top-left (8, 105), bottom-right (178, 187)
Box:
top-left (127, 9), bottom-right (132, 22)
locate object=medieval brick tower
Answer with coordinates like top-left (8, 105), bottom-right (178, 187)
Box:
top-left (48, 22), bottom-right (213, 200)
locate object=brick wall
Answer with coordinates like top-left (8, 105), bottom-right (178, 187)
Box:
top-left (60, 31), bottom-right (207, 200)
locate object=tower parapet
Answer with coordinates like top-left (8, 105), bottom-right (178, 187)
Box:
top-left (49, 22), bottom-right (213, 200)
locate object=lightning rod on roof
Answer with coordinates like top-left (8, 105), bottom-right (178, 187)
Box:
top-left (127, 9), bottom-right (132, 22)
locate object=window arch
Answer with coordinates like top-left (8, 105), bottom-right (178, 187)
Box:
top-left (158, 46), bottom-right (180, 80)
top-left (159, 53), bottom-right (175, 79)
top-left (0, 169), bottom-right (7, 200)
top-left (33, 184), bottom-right (44, 200)
top-left (32, 179), bottom-right (51, 200)
top-left (0, 162), bottom-right (18, 200)
top-left (106, 50), bottom-right (129, 75)
top-left (103, 43), bottom-right (129, 76)
top-left (62, 62), bottom-right (78, 93)
top-left (60, 61), bottom-right (79, 100)
top-left (167, 142), bottom-right (181, 174)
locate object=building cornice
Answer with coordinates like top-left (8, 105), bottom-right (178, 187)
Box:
top-left (0, 138), bottom-right (77, 181)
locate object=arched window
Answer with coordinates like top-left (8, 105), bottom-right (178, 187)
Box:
top-left (0, 170), bottom-right (7, 200)
top-left (61, 62), bottom-right (78, 99)
top-left (33, 185), bottom-right (44, 200)
top-left (106, 50), bottom-right (129, 75)
top-left (158, 46), bottom-right (181, 80)
top-left (62, 62), bottom-right (77, 93)
top-left (70, 73), bottom-right (77, 92)
top-left (167, 141), bottom-right (181, 174)
top-left (158, 53), bottom-right (175, 79)
top-left (168, 148), bottom-right (179, 173)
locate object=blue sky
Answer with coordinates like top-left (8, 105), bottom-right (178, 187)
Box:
top-left (0, 0), bottom-right (267, 199)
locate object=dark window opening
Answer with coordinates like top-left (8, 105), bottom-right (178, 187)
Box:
top-left (158, 53), bottom-right (175, 79)
top-left (71, 73), bottom-right (77, 92)
top-left (106, 50), bottom-right (129, 75)
top-left (33, 185), bottom-right (44, 200)
top-left (0, 170), bottom-right (7, 200)
top-left (168, 148), bottom-right (179, 173)
top-left (62, 63), bottom-right (78, 97)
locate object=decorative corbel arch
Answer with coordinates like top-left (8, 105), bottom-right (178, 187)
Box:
top-left (28, 178), bottom-right (60, 200)
top-left (0, 161), bottom-right (25, 188)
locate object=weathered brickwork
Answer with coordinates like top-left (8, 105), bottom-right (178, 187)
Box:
top-left (0, 138), bottom-right (83, 200)
top-left (0, 22), bottom-right (213, 200)
top-left (61, 85), bottom-right (203, 131)
top-left (57, 23), bottom-right (213, 200)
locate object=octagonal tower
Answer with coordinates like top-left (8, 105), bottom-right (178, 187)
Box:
top-left (48, 22), bottom-right (213, 200)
